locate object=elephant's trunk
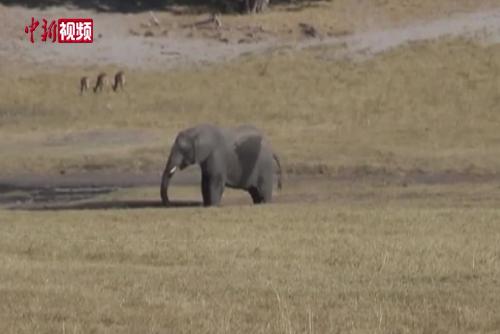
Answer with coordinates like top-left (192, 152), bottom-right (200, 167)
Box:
top-left (160, 165), bottom-right (177, 206)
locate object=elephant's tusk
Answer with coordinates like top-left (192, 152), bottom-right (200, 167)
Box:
top-left (169, 166), bottom-right (177, 175)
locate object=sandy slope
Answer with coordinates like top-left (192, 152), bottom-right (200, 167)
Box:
top-left (295, 8), bottom-right (500, 60)
top-left (2, 6), bottom-right (500, 69)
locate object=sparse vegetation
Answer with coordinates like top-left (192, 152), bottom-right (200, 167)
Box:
top-left (2, 38), bottom-right (500, 176)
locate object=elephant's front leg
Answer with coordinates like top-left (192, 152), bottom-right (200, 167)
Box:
top-left (201, 173), bottom-right (225, 206)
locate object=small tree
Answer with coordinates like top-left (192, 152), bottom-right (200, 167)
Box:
top-left (216, 0), bottom-right (270, 13)
top-left (245, 0), bottom-right (269, 13)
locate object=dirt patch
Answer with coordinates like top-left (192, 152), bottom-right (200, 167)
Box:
top-left (0, 169), bottom-right (199, 208)
top-left (2, 167), bottom-right (500, 210)
top-left (0, 183), bottom-right (116, 206)
top-left (2, 5), bottom-right (500, 69)
top-left (296, 8), bottom-right (500, 61)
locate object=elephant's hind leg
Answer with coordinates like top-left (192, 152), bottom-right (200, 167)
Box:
top-left (248, 185), bottom-right (272, 204)
top-left (250, 173), bottom-right (273, 204)
top-left (248, 187), bottom-right (263, 204)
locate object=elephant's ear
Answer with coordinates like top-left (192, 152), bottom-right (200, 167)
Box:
top-left (177, 133), bottom-right (191, 151)
top-left (193, 132), bottom-right (214, 163)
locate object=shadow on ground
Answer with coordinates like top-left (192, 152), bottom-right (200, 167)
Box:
top-left (12, 199), bottom-right (203, 211)
top-left (1, 0), bottom-right (229, 13)
top-left (2, 0), bottom-right (168, 13)
top-left (1, 0), bottom-right (319, 13)
top-left (0, 182), bottom-right (203, 211)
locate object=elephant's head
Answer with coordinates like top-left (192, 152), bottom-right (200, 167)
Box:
top-left (160, 126), bottom-right (215, 206)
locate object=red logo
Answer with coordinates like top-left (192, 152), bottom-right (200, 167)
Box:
top-left (24, 17), bottom-right (40, 43)
top-left (24, 17), bottom-right (93, 44)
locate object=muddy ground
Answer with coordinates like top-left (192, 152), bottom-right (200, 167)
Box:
top-left (2, 167), bottom-right (500, 211)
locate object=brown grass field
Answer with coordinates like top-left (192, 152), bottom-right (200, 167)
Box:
top-left (1, 190), bottom-right (500, 333)
top-left (2, 37), bottom-right (500, 176)
top-left (2, 1), bottom-right (500, 332)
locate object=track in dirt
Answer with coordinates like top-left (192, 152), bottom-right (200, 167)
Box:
top-left (294, 8), bottom-right (500, 60)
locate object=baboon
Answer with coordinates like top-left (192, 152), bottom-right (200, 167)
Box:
top-left (211, 13), bottom-right (222, 29)
top-left (80, 76), bottom-right (90, 95)
top-left (189, 13), bottom-right (221, 29)
top-left (93, 72), bottom-right (108, 93)
top-left (112, 71), bottom-right (125, 92)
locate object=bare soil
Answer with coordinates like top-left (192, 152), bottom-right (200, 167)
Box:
top-left (2, 4), bottom-right (500, 69)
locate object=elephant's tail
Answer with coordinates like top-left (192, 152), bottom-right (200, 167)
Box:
top-left (272, 152), bottom-right (282, 191)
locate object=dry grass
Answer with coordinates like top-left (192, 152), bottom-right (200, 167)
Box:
top-left (1, 200), bottom-right (499, 333)
top-left (2, 37), bottom-right (500, 176)
top-left (251, 0), bottom-right (500, 31)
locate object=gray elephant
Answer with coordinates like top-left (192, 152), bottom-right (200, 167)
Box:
top-left (160, 123), bottom-right (282, 207)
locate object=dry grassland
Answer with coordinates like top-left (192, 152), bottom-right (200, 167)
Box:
top-left (1, 201), bottom-right (499, 333)
top-left (1, 37), bottom-right (500, 176)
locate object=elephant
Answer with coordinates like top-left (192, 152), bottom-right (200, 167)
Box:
top-left (160, 123), bottom-right (282, 207)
